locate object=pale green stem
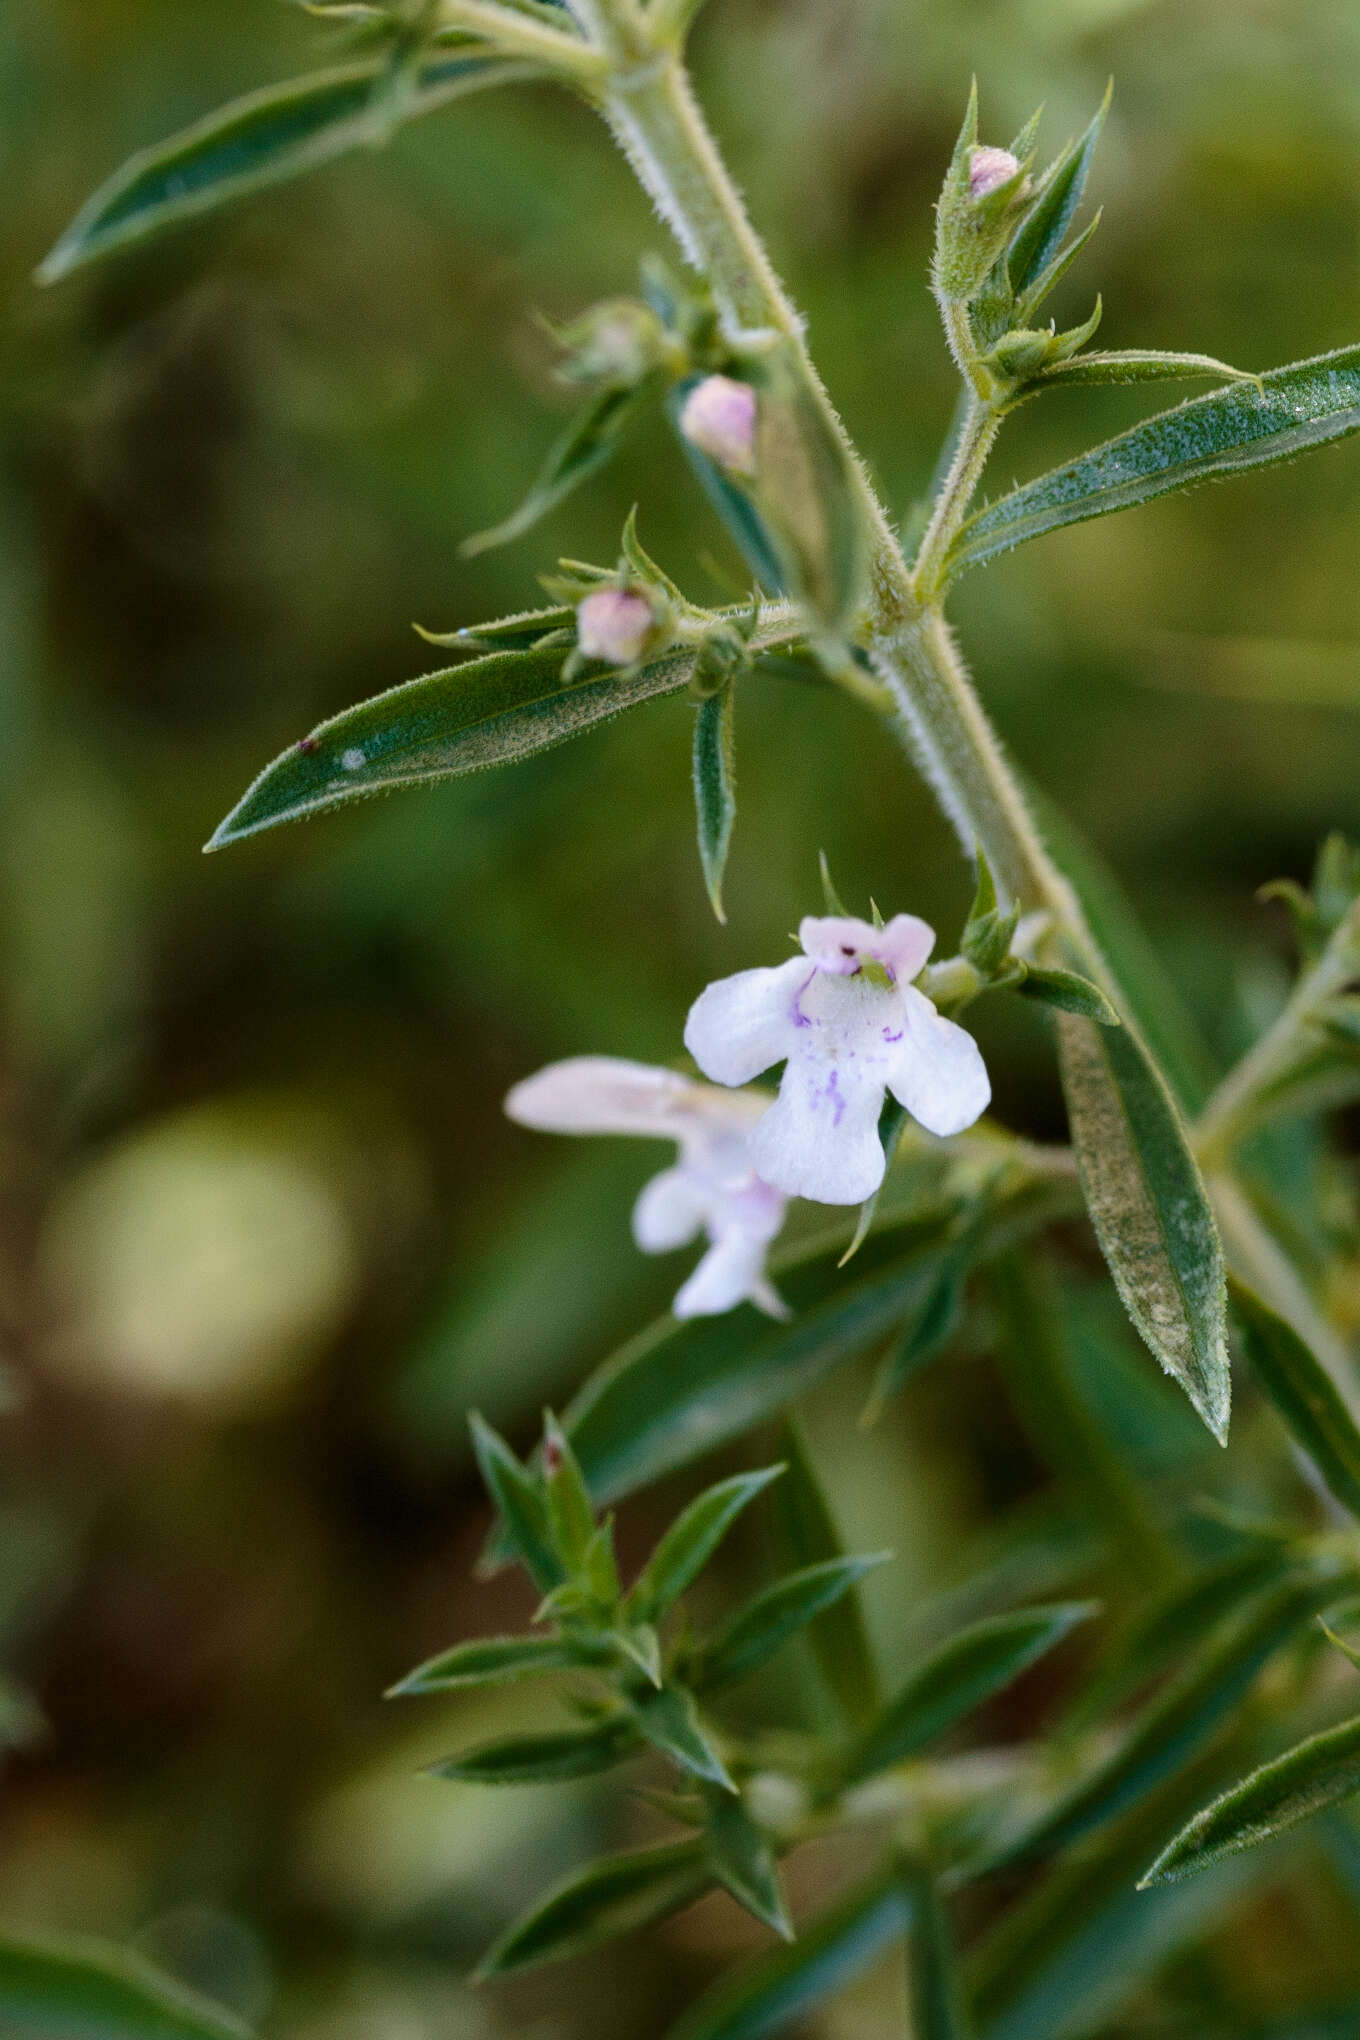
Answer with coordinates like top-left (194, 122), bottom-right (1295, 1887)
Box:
top-left (1196, 910), bottom-right (1360, 1169)
top-left (909, 395), bottom-right (1002, 602)
top-left (436, 0), bottom-right (608, 74)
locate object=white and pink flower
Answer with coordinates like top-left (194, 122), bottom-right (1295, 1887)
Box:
top-left (504, 1057), bottom-right (788, 1320)
top-left (684, 914), bottom-right (990, 1205)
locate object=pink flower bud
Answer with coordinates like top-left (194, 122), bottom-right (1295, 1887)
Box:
top-left (576, 587), bottom-right (656, 666)
top-left (678, 374), bottom-right (757, 475)
top-left (968, 145), bottom-right (1021, 199)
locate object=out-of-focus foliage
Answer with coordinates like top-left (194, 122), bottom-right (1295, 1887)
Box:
top-left (7, 1), bottom-right (1360, 2035)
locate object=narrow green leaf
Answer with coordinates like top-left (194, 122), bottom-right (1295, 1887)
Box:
top-left (951, 345), bottom-right (1360, 577)
top-left (625, 1466), bottom-right (785, 1625)
top-left (462, 378), bottom-right (663, 556)
top-left (38, 53), bottom-right (530, 284)
top-left (207, 643), bottom-right (680, 848)
top-left (843, 1603), bottom-right (1096, 1786)
top-left (1141, 1711), bottom-right (1360, 1887)
top-left (864, 1249), bottom-right (968, 1417)
top-left (770, 1418), bottom-right (880, 1726)
top-left (901, 1865), bottom-right (971, 2040)
top-left (634, 1685), bottom-right (734, 1791)
top-left (0, 1932), bottom-right (251, 2040)
top-left (477, 1839), bottom-right (711, 1976)
top-left (428, 1713), bottom-right (637, 1784)
top-left (543, 1411), bottom-right (597, 1572)
top-left (985, 1572), bottom-right (1332, 1870)
top-left (693, 1554), bottom-right (890, 1695)
top-left (693, 685), bottom-right (737, 921)
top-left (668, 381), bottom-right (785, 594)
top-left (1015, 964), bottom-right (1119, 1025)
top-left (563, 1178), bottom-right (1075, 1507)
top-left (1056, 1012), bottom-right (1230, 1442)
top-left (414, 602), bottom-right (575, 655)
top-left (704, 1789), bottom-right (792, 1938)
top-left (1008, 86), bottom-right (1110, 296)
top-left (1233, 1280), bottom-right (1360, 1521)
top-left (387, 1632), bottom-right (593, 1695)
top-left (665, 1868), bottom-right (910, 2040)
top-left (1035, 349), bottom-right (1257, 390)
top-left (469, 1412), bottom-right (562, 1594)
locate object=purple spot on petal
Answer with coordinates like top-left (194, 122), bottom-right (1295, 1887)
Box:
top-left (790, 968), bottom-right (817, 1028)
top-left (882, 1027), bottom-right (903, 1042)
top-left (826, 1069), bottom-right (846, 1126)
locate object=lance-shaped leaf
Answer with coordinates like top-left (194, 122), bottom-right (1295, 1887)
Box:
top-left (693, 685), bottom-right (737, 921)
top-left (842, 1602), bottom-right (1097, 1786)
top-left (428, 1713), bottom-right (637, 1784)
top-left (387, 1632), bottom-right (598, 1695)
top-left (477, 1840), bottom-right (712, 1977)
top-left (1141, 1710), bottom-right (1360, 1888)
top-left (1232, 1280), bottom-right (1360, 1521)
top-left (901, 1865), bottom-right (971, 2040)
top-left (666, 1868), bottom-right (911, 2040)
top-left (0, 1931), bottom-right (251, 2040)
top-left (984, 1571), bottom-right (1333, 1870)
top-left (206, 618), bottom-right (792, 848)
top-left (951, 344), bottom-right (1360, 577)
top-left (1014, 964), bottom-right (1119, 1025)
top-left (1034, 349), bottom-right (1257, 391)
top-left (462, 377), bottom-right (664, 556)
top-left (692, 1554), bottom-right (890, 1695)
top-left (1008, 87), bottom-right (1110, 298)
top-left (625, 1466), bottom-right (785, 1625)
top-left (1056, 1012), bottom-right (1230, 1442)
top-left (770, 1418), bottom-right (880, 1725)
top-left (38, 52), bottom-right (533, 284)
top-left (563, 1177), bottom-right (1076, 1507)
top-left (634, 1685), bottom-right (734, 1791)
top-left (704, 1789), bottom-right (792, 1938)
top-left (469, 1412), bottom-right (562, 1592)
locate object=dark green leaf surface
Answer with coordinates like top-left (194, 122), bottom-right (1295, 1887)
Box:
top-left (387, 1632), bottom-right (590, 1694)
top-left (1008, 90), bottom-right (1108, 298)
top-left (469, 1412), bottom-right (562, 1592)
top-left (208, 642), bottom-right (693, 848)
top-left (1015, 964), bottom-right (1119, 1025)
top-left (704, 1790), bottom-right (792, 1938)
top-left (693, 1554), bottom-right (889, 1694)
top-left (0, 1933), bottom-right (250, 2040)
top-left (666, 1869), bottom-right (910, 2040)
top-left (1035, 349), bottom-right (1255, 390)
top-left (902, 1866), bottom-right (971, 2040)
top-left (952, 346), bottom-right (1360, 575)
top-left (693, 686), bottom-right (737, 921)
top-left (1233, 1281), bottom-right (1360, 1520)
top-left (564, 1184), bottom-right (1073, 1507)
top-left (477, 1840), bottom-right (711, 1976)
top-left (428, 1714), bottom-right (636, 1784)
top-left (38, 53), bottom-right (529, 283)
top-left (1057, 1013), bottom-right (1230, 1442)
top-left (625, 1466), bottom-right (785, 1625)
top-left (634, 1685), bottom-right (734, 1790)
top-left (986, 1573), bottom-right (1331, 1870)
top-left (843, 1603), bottom-right (1096, 1785)
top-left (1141, 1710), bottom-right (1360, 1887)
top-left (771, 1419), bottom-right (880, 1725)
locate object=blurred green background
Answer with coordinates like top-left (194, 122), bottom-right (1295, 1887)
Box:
top-left (4, 1), bottom-right (1360, 2033)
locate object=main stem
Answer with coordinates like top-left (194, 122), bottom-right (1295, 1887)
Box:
top-left (595, 50), bottom-right (1072, 919)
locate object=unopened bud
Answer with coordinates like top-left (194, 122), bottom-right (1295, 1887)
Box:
top-left (576, 587), bottom-right (658, 667)
top-left (678, 375), bottom-right (757, 475)
top-left (559, 299), bottom-right (669, 387)
top-left (968, 145), bottom-right (1021, 199)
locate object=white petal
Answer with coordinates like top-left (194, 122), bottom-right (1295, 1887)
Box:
top-left (632, 1166), bottom-right (707, 1253)
top-left (683, 958), bottom-right (810, 1087)
top-left (673, 1231), bottom-right (769, 1318)
top-left (875, 914), bottom-right (935, 983)
top-left (887, 986), bottom-right (991, 1137)
top-left (798, 915), bottom-right (880, 975)
top-left (750, 1048), bottom-right (888, 1204)
top-left (506, 1056), bottom-right (765, 1144)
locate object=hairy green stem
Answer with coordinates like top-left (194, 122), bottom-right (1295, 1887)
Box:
top-left (909, 395), bottom-right (1002, 602)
